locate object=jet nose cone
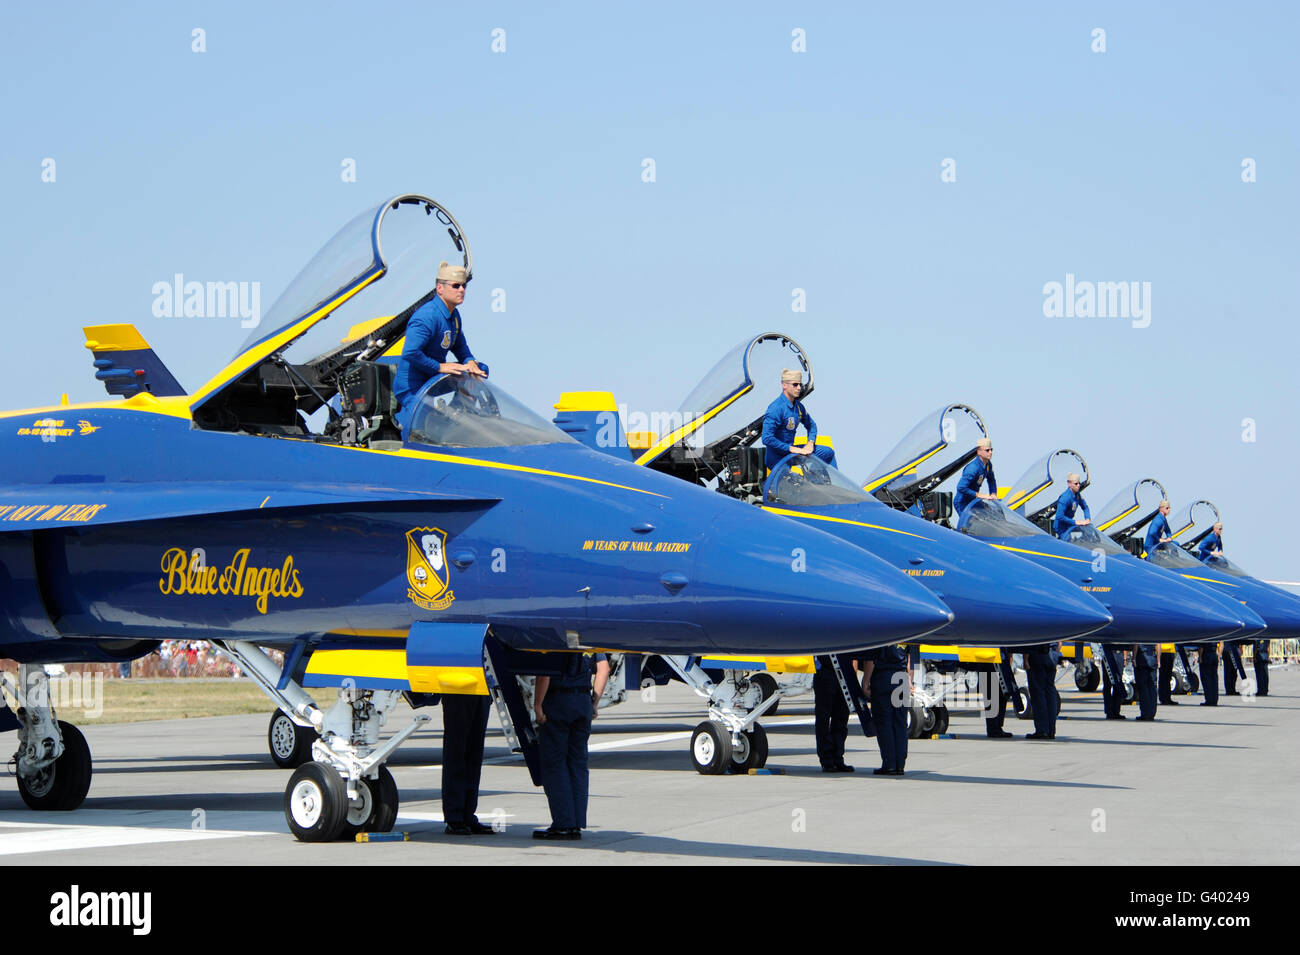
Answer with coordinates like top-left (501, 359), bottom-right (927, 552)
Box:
top-left (940, 554), bottom-right (1113, 646)
top-left (696, 511), bottom-right (953, 654)
top-left (1114, 568), bottom-right (1245, 642)
top-left (1235, 603), bottom-right (1268, 639)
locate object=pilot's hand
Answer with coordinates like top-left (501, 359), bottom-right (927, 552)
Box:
top-left (793, 444), bottom-right (814, 456)
top-left (1078, 518), bottom-right (1091, 526)
top-left (464, 360), bottom-right (487, 379)
top-left (978, 492), bottom-right (996, 500)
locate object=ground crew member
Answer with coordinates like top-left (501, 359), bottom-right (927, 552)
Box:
top-left (1143, 500), bottom-right (1173, 557)
top-left (1158, 646), bottom-right (1180, 706)
top-left (813, 655), bottom-right (855, 772)
top-left (1052, 473), bottom-right (1092, 538)
top-left (953, 438), bottom-right (997, 516)
top-left (985, 649), bottom-right (1015, 738)
top-left (1253, 639), bottom-right (1270, 696)
top-left (1224, 640), bottom-right (1245, 695)
top-left (1102, 644), bottom-right (1127, 719)
top-left (1198, 523), bottom-right (1224, 560)
top-left (861, 643), bottom-right (911, 775)
top-left (441, 693), bottom-right (495, 835)
top-left (1024, 643), bottom-right (1058, 739)
top-left (533, 651), bottom-right (610, 840)
top-left (1199, 643), bottom-right (1220, 706)
top-left (394, 261), bottom-right (485, 429)
top-left (761, 370), bottom-right (835, 472)
top-left (1133, 643), bottom-right (1159, 720)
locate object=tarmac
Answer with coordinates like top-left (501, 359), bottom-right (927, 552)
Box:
top-left (1, 666), bottom-right (1295, 865)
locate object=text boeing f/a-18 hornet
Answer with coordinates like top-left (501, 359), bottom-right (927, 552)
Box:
top-left (0, 195), bottom-right (962, 841)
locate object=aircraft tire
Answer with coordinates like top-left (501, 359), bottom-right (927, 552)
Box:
top-left (285, 761), bottom-right (348, 842)
top-left (339, 765), bottom-right (399, 838)
top-left (268, 710), bottom-right (317, 769)
top-left (1015, 690), bottom-right (1033, 720)
top-left (1124, 683), bottom-right (1136, 704)
top-left (752, 673), bottom-right (780, 716)
top-left (690, 721), bottom-right (732, 775)
top-left (907, 706), bottom-right (928, 739)
top-left (17, 721), bottom-right (92, 811)
top-left (1075, 667), bottom-right (1100, 692)
top-left (731, 724), bottom-right (769, 772)
top-left (932, 705), bottom-right (950, 735)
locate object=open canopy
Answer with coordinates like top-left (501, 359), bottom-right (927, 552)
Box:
top-left (862, 403), bottom-right (987, 508)
top-left (1169, 499), bottom-right (1221, 549)
top-left (189, 194), bottom-right (471, 429)
top-left (636, 332), bottom-right (813, 471)
top-left (1094, 478), bottom-right (1168, 541)
top-left (1003, 449), bottom-right (1090, 521)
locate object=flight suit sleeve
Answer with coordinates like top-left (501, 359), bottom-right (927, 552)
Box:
top-left (761, 404), bottom-right (788, 454)
top-left (802, 405), bottom-right (818, 445)
top-left (1080, 496), bottom-right (1091, 521)
top-left (401, 312), bottom-right (446, 380)
top-left (451, 320), bottom-right (475, 366)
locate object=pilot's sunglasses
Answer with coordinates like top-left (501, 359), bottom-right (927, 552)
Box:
top-left (448, 282), bottom-right (467, 290)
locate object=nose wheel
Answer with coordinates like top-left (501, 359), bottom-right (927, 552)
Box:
top-left (16, 720), bottom-right (92, 811)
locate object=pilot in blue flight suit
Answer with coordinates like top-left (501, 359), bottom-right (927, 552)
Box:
top-left (393, 261), bottom-right (485, 430)
top-left (1197, 523), bottom-right (1224, 562)
top-left (1024, 643), bottom-right (1059, 739)
top-left (953, 438), bottom-right (997, 516)
top-left (813, 655), bottom-right (855, 772)
top-left (1053, 473), bottom-right (1091, 539)
top-left (1198, 642), bottom-right (1220, 706)
top-left (533, 651), bottom-right (611, 840)
top-left (761, 370), bottom-right (836, 472)
top-left (861, 644), bottom-right (911, 775)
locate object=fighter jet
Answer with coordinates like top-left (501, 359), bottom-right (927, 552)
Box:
top-left (0, 195), bottom-right (954, 839)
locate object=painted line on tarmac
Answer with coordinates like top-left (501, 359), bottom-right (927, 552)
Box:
top-left (0, 810), bottom-right (277, 856)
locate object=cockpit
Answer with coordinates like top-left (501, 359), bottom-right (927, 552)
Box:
top-left (764, 455), bottom-right (877, 508)
top-left (1059, 522), bottom-right (1129, 556)
top-left (956, 499), bottom-right (1049, 540)
top-left (406, 376), bottom-right (576, 449)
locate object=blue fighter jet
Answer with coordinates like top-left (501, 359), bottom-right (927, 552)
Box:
top-left (0, 195), bottom-right (955, 839)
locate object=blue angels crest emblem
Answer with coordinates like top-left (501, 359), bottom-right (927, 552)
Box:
top-left (441, 330), bottom-right (453, 349)
top-left (406, 527), bottom-right (455, 611)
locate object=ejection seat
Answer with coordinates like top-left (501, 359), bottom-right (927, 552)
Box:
top-left (338, 360), bottom-right (404, 449)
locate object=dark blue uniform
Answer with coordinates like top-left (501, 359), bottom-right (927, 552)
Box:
top-left (1223, 640), bottom-right (1244, 695)
top-left (1133, 644), bottom-right (1158, 719)
top-left (1197, 532), bottom-right (1222, 561)
top-left (1198, 643), bottom-right (1219, 706)
top-left (953, 457), bottom-right (997, 516)
top-left (441, 692), bottom-right (492, 829)
top-left (1253, 639), bottom-right (1270, 696)
top-left (761, 394), bottom-right (836, 472)
top-left (1158, 646), bottom-right (1178, 705)
top-left (1101, 644), bottom-right (1127, 718)
top-left (1053, 488), bottom-right (1091, 539)
top-left (1143, 513), bottom-right (1170, 557)
top-left (813, 655), bottom-right (851, 769)
top-left (394, 297), bottom-right (475, 429)
top-left (864, 644), bottom-right (910, 773)
top-left (1024, 644), bottom-right (1058, 738)
top-left (985, 649), bottom-right (1016, 737)
top-left (538, 652), bottom-right (606, 832)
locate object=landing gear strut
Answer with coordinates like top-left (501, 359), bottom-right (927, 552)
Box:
top-left (3, 666), bottom-right (93, 811)
top-left (665, 657), bottom-right (782, 774)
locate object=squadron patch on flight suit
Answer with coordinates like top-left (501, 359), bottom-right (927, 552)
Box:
top-left (786, 417), bottom-right (796, 430)
top-left (406, 527), bottom-right (455, 611)
top-left (441, 330), bottom-right (452, 349)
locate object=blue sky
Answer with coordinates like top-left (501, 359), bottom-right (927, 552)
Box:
top-left (3, 2), bottom-right (1297, 576)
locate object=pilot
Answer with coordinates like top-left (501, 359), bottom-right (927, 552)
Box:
top-left (1198, 642), bottom-right (1220, 706)
top-left (1052, 473), bottom-right (1092, 539)
top-left (761, 370), bottom-right (836, 473)
top-left (1198, 523), bottom-right (1224, 561)
top-left (953, 438), bottom-right (997, 516)
top-left (984, 649), bottom-right (1016, 738)
top-left (1024, 643), bottom-right (1059, 739)
top-left (440, 691), bottom-right (495, 836)
top-left (1143, 500), bottom-right (1173, 557)
top-left (860, 643), bottom-right (911, 775)
top-left (533, 651), bottom-right (611, 840)
top-left (1101, 643), bottom-right (1128, 719)
top-left (1133, 642), bottom-right (1159, 720)
top-left (394, 261), bottom-right (486, 430)
top-left (814, 655), bottom-right (855, 772)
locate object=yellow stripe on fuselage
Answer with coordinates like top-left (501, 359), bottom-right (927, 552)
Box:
top-left (0, 392), bottom-right (193, 421)
top-left (760, 506), bottom-right (935, 540)
top-left (306, 649), bottom-right (408, 682)
top-left (863, 443), bottom-right (946, 494)
top-left (634, 385), bottom-right (753, 466)
top-left (1178, 573), bottom-right (1238, 588)
top-left (988, 543), bottom-right (1092, 564)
